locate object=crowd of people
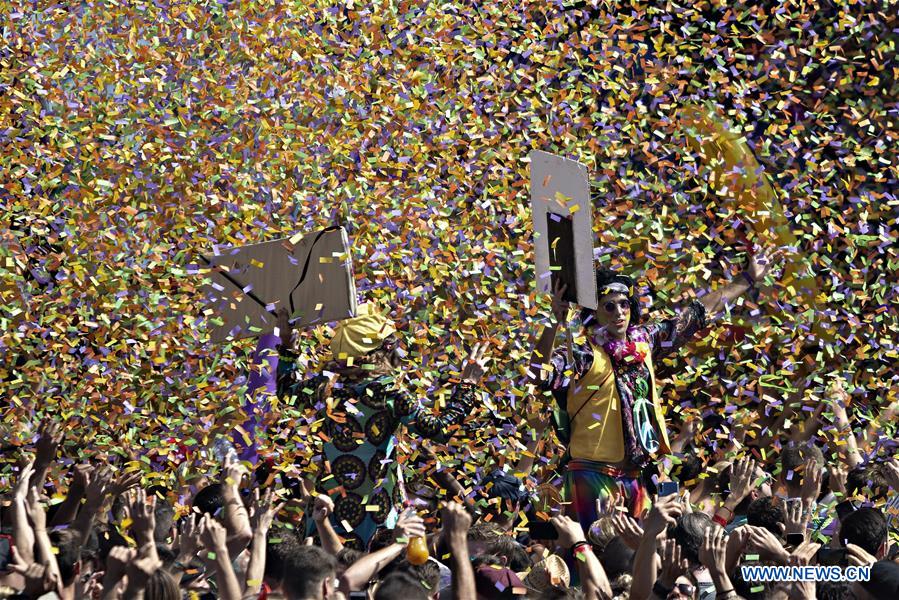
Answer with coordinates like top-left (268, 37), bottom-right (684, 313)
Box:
top-left (2, 256), bottom-right (898, 600)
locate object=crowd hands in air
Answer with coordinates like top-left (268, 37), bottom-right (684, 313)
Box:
top-left (2, 379), bottom-right (898, 600)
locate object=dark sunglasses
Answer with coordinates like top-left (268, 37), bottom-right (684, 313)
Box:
top-left (602, 299), bottom-right (630, 314)
top-left (675, 583), bottom-right (695, 596)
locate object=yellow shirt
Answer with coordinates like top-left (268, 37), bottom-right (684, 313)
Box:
top-left (567, 341), bottom-right (670, 463)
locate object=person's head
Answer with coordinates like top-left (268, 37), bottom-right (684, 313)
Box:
top-left (154, 501), bottom-right (176, 545)
top-left (670, 452), bottom-right (704, 490)
top-left (746, 496), bottom-right (786, 537)
top-left (479, 470), bottom-right (529, 526)
top-left (848, 464), bottom-right (892, 501)
top-left (330, 303), bottom-right (400, 368)
top-left (468, 522), bottom-right (503, 558)
top-left (282, 546), bottom-right (337, 600)
top-left (374, 571), bottom-right (430, 600)
top-left (855, 560), bottom-right (899, 600)
top-left (474, 565), bottom-right (526, 599)
top-left (778, 445), bottom-right (825, 497)
top-left (839, 507), bottom-right (889, 559)
top-left (596, 537), bottom-right (634, 580)
top-left (335, 547), bottom-right (364, 578)
top-left (667, 513), bottom-right (714, 566)
top-left (192, 483), bottom-right (225, 517)
top-left (486, 536), bottom-right (531, 572)
top-left (265, 531), bottom-right (304, 590)
top-left (580, 270), bottom-right (639, 340)
top-left (143, 568), bottom-right (181, 600)
top-left (538, 586), bottom-right (584, 599)
top-left (49, 529), bottom-right (82, 589)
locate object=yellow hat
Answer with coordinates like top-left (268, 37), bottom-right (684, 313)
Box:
top-left (330, 303), bottom-right (397, 360)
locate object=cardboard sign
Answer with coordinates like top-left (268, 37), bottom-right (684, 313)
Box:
top-left (201, 226), bottom-right (357, 342)
top-left (529, 150), bottom-right (598, 310)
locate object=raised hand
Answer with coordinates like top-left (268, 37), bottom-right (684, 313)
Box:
top-left (442, 501), bottom-right (473, 541)
top-left (550, 514), bottom-right (587, 550)
top-left (129, 487), bottom-right (157, 545)
top-left (102, 545), bottom-right (137, 591)
top-left (789, 541), bottom-right (821, 566)
top-left (109, 471), bottom-right (142, 497)
top-left (845, 543), bottom-right (877, 567)
top-left (395, 507), bottom-right (427, 541)
top-left (34, 420), bottom-right (64, 467)
top-left (221, 451), bottom-right (246, 497)
top-left (311, 493), bottom-right (335, 525)
top-left (784, 499), bottom-right (811, 542)
top-left (175, 515), bottom-right (202, 563)
top-left (799, 459), bottom-right (823, 505)
top-left (829, 465), bottom-right (848, 498)
top-left (199, 513), bottom-right (229, 553)
top-left (85, 466), bottom-right (114, 510)
top-left (747, 525), bottom-right (789, 564)
top-left (609, 513), bottom-right (644, 550)
top-left (460, 342), bottom-right (489, 384)
top-left (13, 458), bottom-right (35, 501)
top-left (8, 548), bottom-right (59, 599)
top-left (745, 245), bottom-right (784, 283)
top-left (657, 538), bottom-right (689, 589)
top-left (250, 487), bottom-right (285, 533)
top-left (550, 280), bottom-right (570, 323)
top-left (728, 457), bottom-right (758, 505)
top-left (643, 495), bottom-right (684, 538)
top-left (699, 527), bottom-right (729, 578)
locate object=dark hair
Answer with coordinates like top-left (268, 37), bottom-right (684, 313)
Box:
top-left (374, 571), bottom-right (430, 600)
top-left (579, 269), bottom-right (640, 327)
top-left (839, 507), bottom-right (888, 556)
top-left (817, 580), bottom-right (855, 600)
top-left (156, 543), bottom-right (177, 569)
top-left (746, 497), bottom-right (785, 537)
top-left (336, 547), bottom-right (364, 570)
top-left (779, 445), bottom-right (825, 489)
top-left (667, 513), bottom-right (714, 565)
top-left (471, 554), bottom-right (504, 569)
top-left (847, 464), bottom-right (891, 501)
top-left (192, 483), bottom-right (225, 517)
top-left (540, 586), bottom-right (585, 599)
top-left (486, 536), bottom-right (531, 572)
top-left (49, 529), bottom-right (81, 587)
top-left (282, 546), bottom-right (337, 599)
top-left (144, 568), bottom-right (181, 600)
top-left (468, 522), bottom-right (503, 542)
top-left (265, 530), bottom-right (303, 585)
top-left (597, 537), bottom-right (635, 580)
top-left (671, 452), bottom-right (704, 487)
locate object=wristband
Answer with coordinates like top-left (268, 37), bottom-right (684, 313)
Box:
top-left (713, 514), bottom-right (729, 527)
top-left (652, 581), bottom-right (673, 598)
top-left (570, 541), bottom-right (591, 558)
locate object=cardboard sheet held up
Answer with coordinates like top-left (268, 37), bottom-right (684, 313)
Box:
top-left (201, 226), bottom-right (357, 342)
top-left (529, 150), bottom-right (597, 310)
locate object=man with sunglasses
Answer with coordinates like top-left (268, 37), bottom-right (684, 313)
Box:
top-left (529, 247), bottom-right (781, 530)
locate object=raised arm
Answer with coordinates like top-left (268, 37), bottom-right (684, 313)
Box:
top-left (391, 343), bottom-right (488, 443)
top-left (527, 281), bottom-right (568, 386)
top-left (696, 247), bottom-right (782, 320)
top-left (338, 509), bottom-right (426, 594)
top-left (220, 453), bottom-right (254, 557)
top-left (311, 494), bottom-right (345, 556)
top-left (245, 488), bottom-right (285, 596)
top-left (443, 502), bottom-right (477, 600)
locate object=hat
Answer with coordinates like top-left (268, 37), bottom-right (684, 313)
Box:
top-left (521, 555), bottom-right (570, 593)
top-left (330, 303), bottom-right (397, 360)
top-left (475, 566), bottom-right (528, 599)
